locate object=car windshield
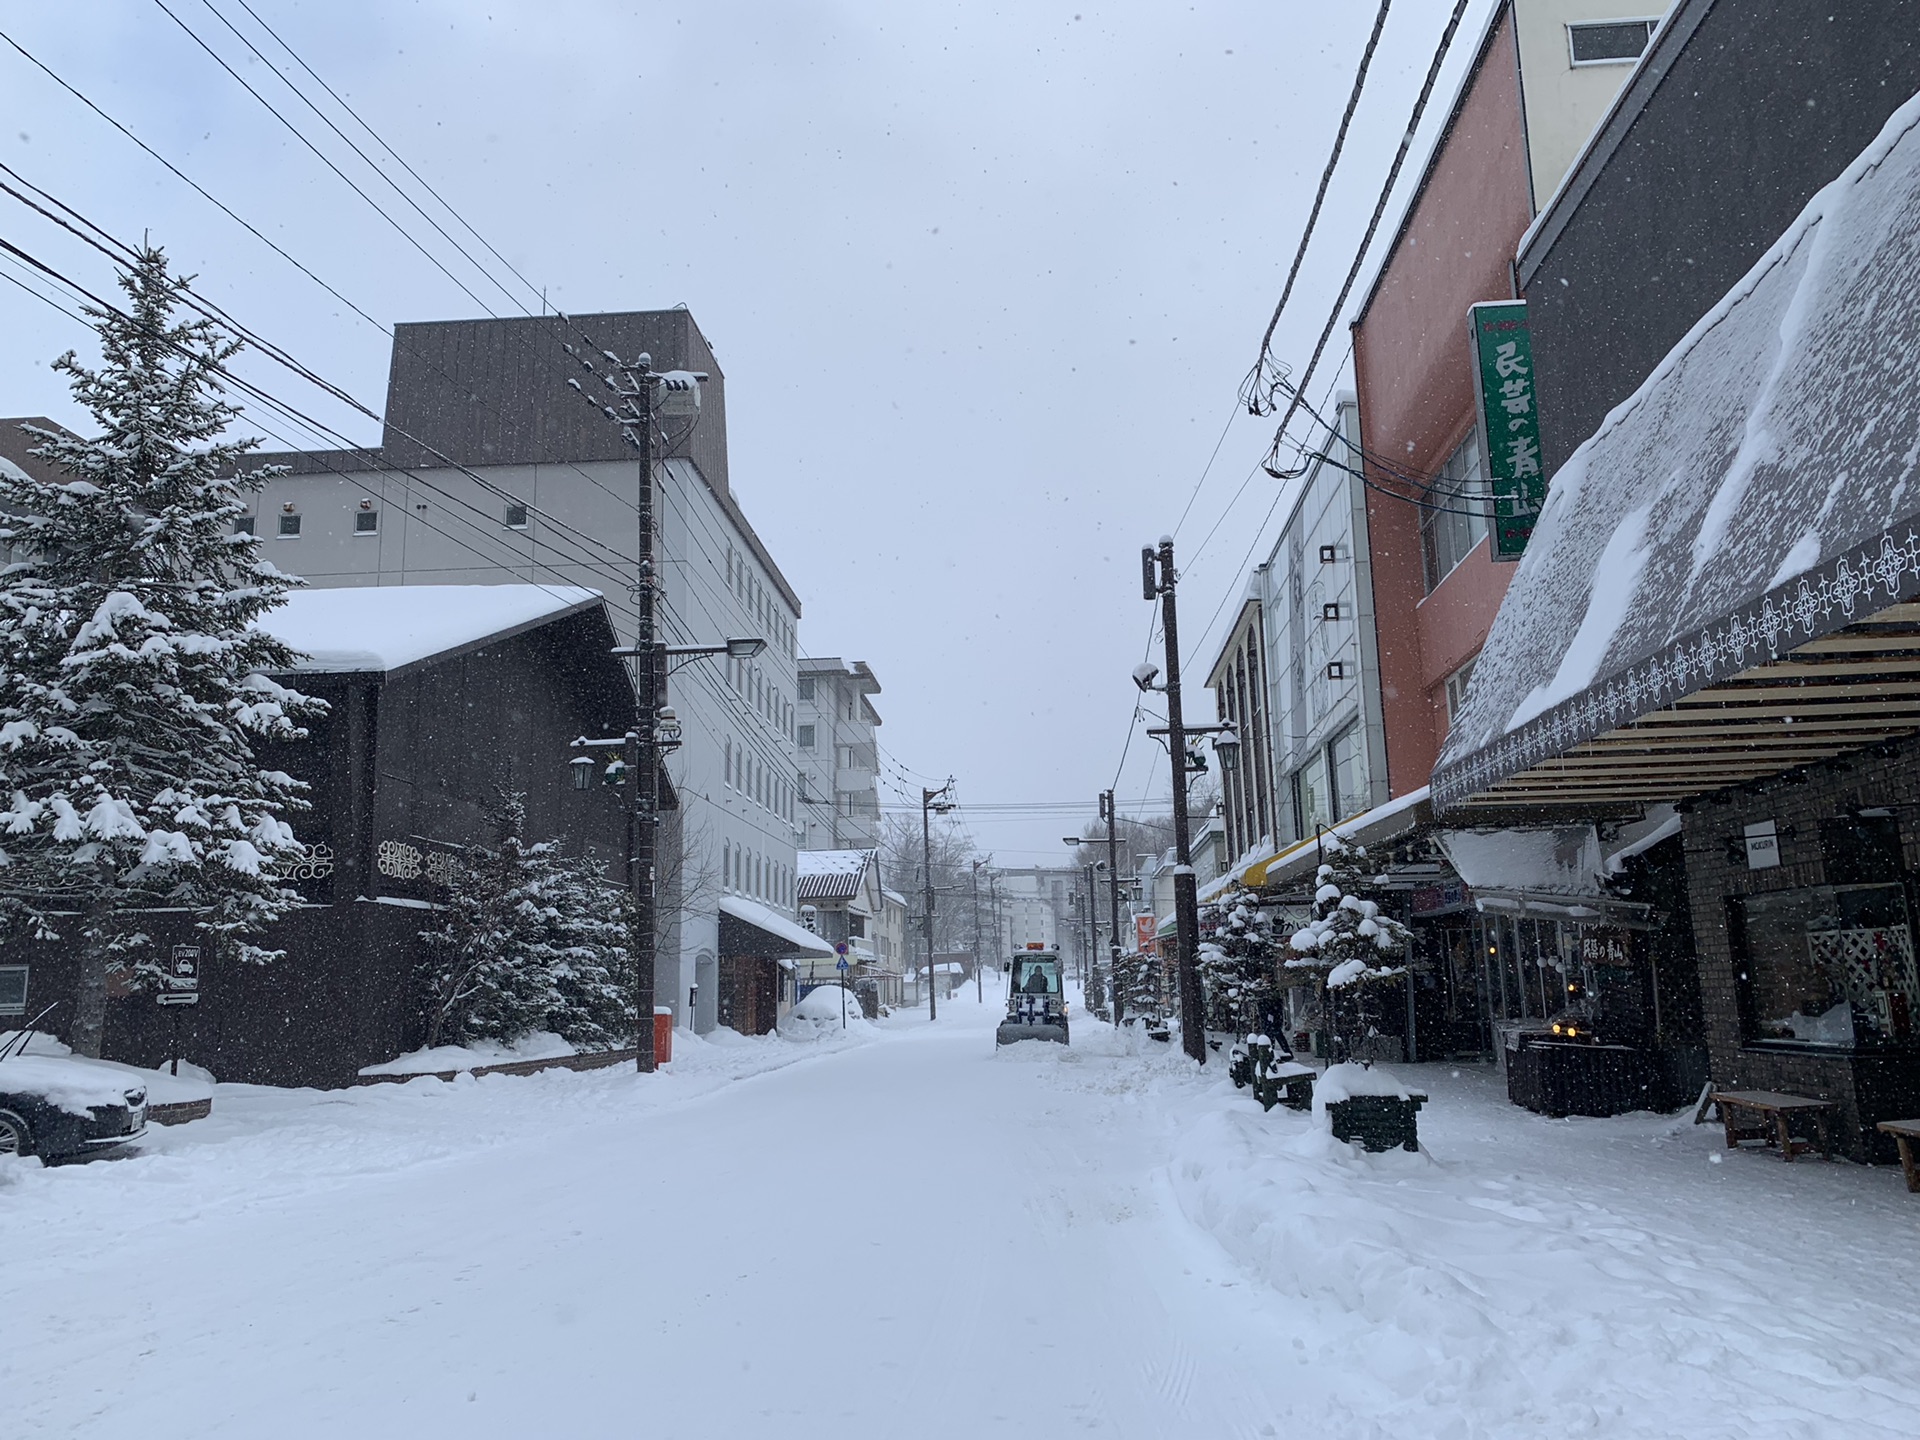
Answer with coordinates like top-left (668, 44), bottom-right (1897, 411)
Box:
top-left (1016, 960), bottom-right (1060, 995)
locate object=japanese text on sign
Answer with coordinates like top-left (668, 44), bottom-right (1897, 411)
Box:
top-left (1469, 300), bottom-right (1546, 560)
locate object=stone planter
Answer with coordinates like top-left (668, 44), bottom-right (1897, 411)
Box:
top-left (1326, 1092), bottom-right (1426, 1152)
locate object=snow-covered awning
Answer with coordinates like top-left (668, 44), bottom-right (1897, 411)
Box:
top-left (1434, 94), bottom-right (1920, 815)
top-left (1434, 825), bottom-right (1653, 927)
top-left (1229, 787), bottom-right (1432, 896)
top-left (717, 894), bottom-right (836, 958)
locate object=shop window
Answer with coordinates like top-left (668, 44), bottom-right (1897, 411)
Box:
top-left (1733, 884), bottom-right (1920, 1049)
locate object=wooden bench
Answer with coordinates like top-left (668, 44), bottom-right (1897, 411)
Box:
top-left (1877, 1119), bottom-right (1920, 1192)
top-left (1711, 1090), bottom-right (1836, 1162)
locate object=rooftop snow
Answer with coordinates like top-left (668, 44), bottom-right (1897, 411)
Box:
top-left (718, 894), bottom-right (835, 956)
top-left (796, 849), bottom-right (876, 902)
top-left (256, 584), bottom-right (602, 673)
top-left (1437, 92), bottom-right (1920, 797)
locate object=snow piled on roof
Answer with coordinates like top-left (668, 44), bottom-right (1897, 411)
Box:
top-left (257, 584), bottom-right (601, 672)
top-left (796, 849), bottom-right (872, 878)
top-left (718, 894), bottom-right (835, 955)
top-left (1441, 91), bottom-right (1920, 767)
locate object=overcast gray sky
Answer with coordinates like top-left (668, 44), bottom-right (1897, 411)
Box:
top-left (0, 0), bottom-right (1491, 864)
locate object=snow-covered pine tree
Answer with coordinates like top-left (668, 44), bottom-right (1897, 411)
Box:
top-left (540, 852), bottom-right (637, 1051)
top-left (1196, 884), bottom-right (1284, 1038)
top-left (0, 246), bottom-right (317, 1056)
top-left (1284, 836), bottom-right (1414, 1061)
top-left (417, 791), bottom-right (637, 1052)
top-left (417, 792), bottom-right (561, 1049)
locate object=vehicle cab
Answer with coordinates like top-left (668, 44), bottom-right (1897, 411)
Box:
top-left (997, 944), bottom-right (1069, 1046)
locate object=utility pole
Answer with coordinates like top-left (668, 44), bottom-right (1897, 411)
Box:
top-left (1102, 790), bottom-right (1124, 1028)
top-left (988, 871), bottom-right (1001, 993)
top-left (921, 780), bottom-right (955, 1019)
top-left (570, 352), bottom-right (720, 1074)
top-left (1082, 863), bottom-right (1100, 1011)
top-left (971, 859), bottom-right (985, 1003)
top-left (1146, 537), bottom-right (1207, 1064)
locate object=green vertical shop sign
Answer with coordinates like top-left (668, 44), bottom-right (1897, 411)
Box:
top-left (1468, 300), bottom-right (1544, 560)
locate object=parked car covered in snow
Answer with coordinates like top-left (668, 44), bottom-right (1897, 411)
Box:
top-left (0, 1048), bottom-right (149, 1161)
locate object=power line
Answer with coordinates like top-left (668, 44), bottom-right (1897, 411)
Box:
top-left (149, 0), bottom-right (499, 316)
top-left (1242, 0), bottom-right (1396, 418)
top-left (1265, 0), bottom-right (1474, 467)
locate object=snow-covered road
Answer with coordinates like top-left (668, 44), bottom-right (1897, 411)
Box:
top-left (8, 994), bottom-right (1919, 1438)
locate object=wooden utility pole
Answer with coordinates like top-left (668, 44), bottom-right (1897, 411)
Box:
top-left (1147, 538), bottom-right (1207, 1064)
top-left (1102, 790), bottom-right (1124, 1028)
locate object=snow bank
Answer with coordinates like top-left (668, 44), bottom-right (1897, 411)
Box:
top-left (358, 1031), bottom-right (576, 1077)
top-left (780, 985), bottom-right (875, 1039)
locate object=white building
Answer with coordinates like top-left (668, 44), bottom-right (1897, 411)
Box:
top-left (796, 658), bottom-right (883, 850)
top-left (1206, 398), bottom-right (1390, 859)
top-left (239, 310), bottom-right (808, 1035)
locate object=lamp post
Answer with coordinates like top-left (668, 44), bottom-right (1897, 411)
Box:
top-left (1139, 537), bottom-right (1243, 1064)
top-left (922, 780), bottom-right (956, 1019)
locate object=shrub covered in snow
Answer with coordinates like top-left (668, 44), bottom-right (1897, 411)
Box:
top-left (418, 791), bottom-right (634, 1051)
top-left (1284, 838), bottom-right (1413, 1062)
top-left (1196, 884), bottom-right (1284, 1038)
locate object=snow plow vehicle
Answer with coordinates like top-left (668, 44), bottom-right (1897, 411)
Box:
top-left (996, 945), bottom-right (1069, 1047)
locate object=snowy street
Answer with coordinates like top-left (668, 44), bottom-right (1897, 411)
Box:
top-left (9, 993), bottom-right (1920, 1439)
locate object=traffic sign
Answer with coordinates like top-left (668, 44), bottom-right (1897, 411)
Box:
top-left (156, 991), bottom-right (199, 1007)
top-left (836, 958), bottom-right (850, 972)
top-left (834, 941), bottom-right (850, 956)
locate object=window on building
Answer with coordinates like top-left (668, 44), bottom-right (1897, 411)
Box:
top-left (797, 676), bottom-right (815, 701)
top-left (723, 841), bottom-right (732, 888)
top-left (1293, 754), bottom-right (1330, 839)
top-left (1444, 655), bottom-right (1479, 724)
top-left (1420, 433), bottom-right (1489, 592)
top-left (848, 913), bottom-right (867, 939)
top-left (504, 501), bottom-right (529, 529)
top-left (1734, 883), bottom-right (1919, 1049)
top-left (1567, 18), bottom-right (1656, 66)
top-left (354, 509), bottom-right (379, 534)
top-left (1326, 722), bottom-right (1365, 822)
top-left (798, 723), bottom-right (816, 750)
top-left (278, 513), bottom-right (301, 537)
top-left (234, 516), bottom-right (255, 536)
top-left (0, 963), bottom-right (26, 1016)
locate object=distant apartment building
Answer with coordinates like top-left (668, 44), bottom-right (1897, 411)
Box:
top-left (796, 657), bottom-right (883, 850)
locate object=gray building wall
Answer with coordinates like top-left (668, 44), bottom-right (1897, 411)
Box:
top-left (1519, 0), bottom-right (1920, 479)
